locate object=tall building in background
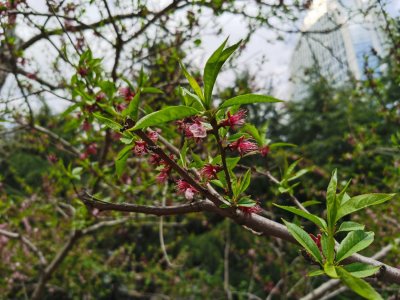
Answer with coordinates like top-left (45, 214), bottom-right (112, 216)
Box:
top-left (289, 0), bottom-right (387, 100)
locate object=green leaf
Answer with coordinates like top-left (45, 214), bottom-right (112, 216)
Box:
top-left (308, 269), bottom-right (325, 277)
top-left (178, 87), bottom-right (205, 111)
top-left (285, 159), bottom-right (302, 178)
top-left (132, 106), bottom-right (199, 130)
top-left (336, 230), bottom-right (374, 263)
top-left (326, 169), bottom-right (338, 230)
top-left (287, 169), bottom-right (308, 182)
top-left (93, 113), bottom-right (122, 131)
top-left (237, 197), bottom-right (256, 207)
top-left (320, 233), bottom-right (331, 261)
top-left (61, 103), bottom-right (79, 117)
top-left (179, 141), bottom-right (188, 168)
top-left (236, 169), bottom-right (251, 196)
top-left (122, 91), bottom-right (141, 120)
top-left (179, 61), bottom-right (204, 101)
top-left (337, 178), bottom-right (352, 205)
top-left (211, 179), bottom-right (224, 188)
top-left (337, 221), bottom-right (365, 233)
top-left (219, 94), bottom-right (283, 110)
top-left (302, 200), bottom-right (321, 208)
top-left (324, 262), bottom-right (339, 278)
top-left (336, 267), bottom-right (383, 300)
top-left (269, 142), bottom-right (296, 150)
top-left (243, 124), bottom-right (262, 145)
top-left (115, 146), bottom-right (133, 177)
top-left (282, 220), bottom-right (323, 264)
top-left (274, 204), bottom-right (327, 230)
top-left (141, 87), bottom-right (163, 94)
top-left (203, 39), bottom-right (241, 108)
top-left (343, 263), bottom-right (380, 278)
top-left (336, 193), bottom-right (395, 221)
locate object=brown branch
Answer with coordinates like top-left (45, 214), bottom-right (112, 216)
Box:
top-left (80, 189), bottom-right (400, 286)
top-left (79, 190), bottom-right (207, 216)
top-left (142, 131), bottom-right (400, 286)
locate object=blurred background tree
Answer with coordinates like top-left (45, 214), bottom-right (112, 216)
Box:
top-left (0, 0), bottom-right (399, 299)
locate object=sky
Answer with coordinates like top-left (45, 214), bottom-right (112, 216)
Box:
top-left (1, 0), bottom-right (399, 113)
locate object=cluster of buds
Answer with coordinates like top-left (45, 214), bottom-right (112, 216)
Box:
top-left (150, 154), bottom-right (174, 183)
top-left (176, 179), bottom-right (198, 200)
top-left (132, 131), bottom-right (159, 156)
top-left (176, 117), bottom-right (207, 142)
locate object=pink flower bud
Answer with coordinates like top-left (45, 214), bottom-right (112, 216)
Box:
top-left (228, 136), bottom-right (258, 156)
top-left (219, 109), bottom-right (247, 129)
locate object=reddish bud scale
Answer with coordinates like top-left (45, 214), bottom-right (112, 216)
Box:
top-left (96, 92), bottom-right (106, 102)
top-left (77, 67), bottom-right (89, 76)
top-left (47, 154), bottom-right (58, 164)
top-left (238, 205), bottom-right (262, 215)
top-left (259, 145), bottom-right (270, 157)
top-left (309, 233), bottom-right (322, 251)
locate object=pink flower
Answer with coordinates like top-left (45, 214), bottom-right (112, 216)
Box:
top-left (119, 86), bottom-right (135, 102)
top-left (133, 140), bottom-right (147, 156)
top-left (156, 170), bottom-right (169, 183)
top-left (238, 205), bottom-right (262, 215)
top-left (200, 164), bottom-right (222, 180)
top-left (228, 136), bottom-right (258, 156)
top-left (149, 153), bottom-right (162, 165)
top-left (189, 122), bottom-right (207, 138)
top-left (156, 164), bottom-right (172, 183)
top-left (219, 109), bottom-right (246, 129)
top-left (259, 145), bottom-right (270, 157)
top-left (177, 117), bottom-right (207, 141)
top-left (176, 179), bottom-right (198, 200)
top-left (147, 130), bottom-right (159, 143)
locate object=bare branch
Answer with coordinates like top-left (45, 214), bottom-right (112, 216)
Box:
top-left (0, 228), bottom-right (47, 266)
